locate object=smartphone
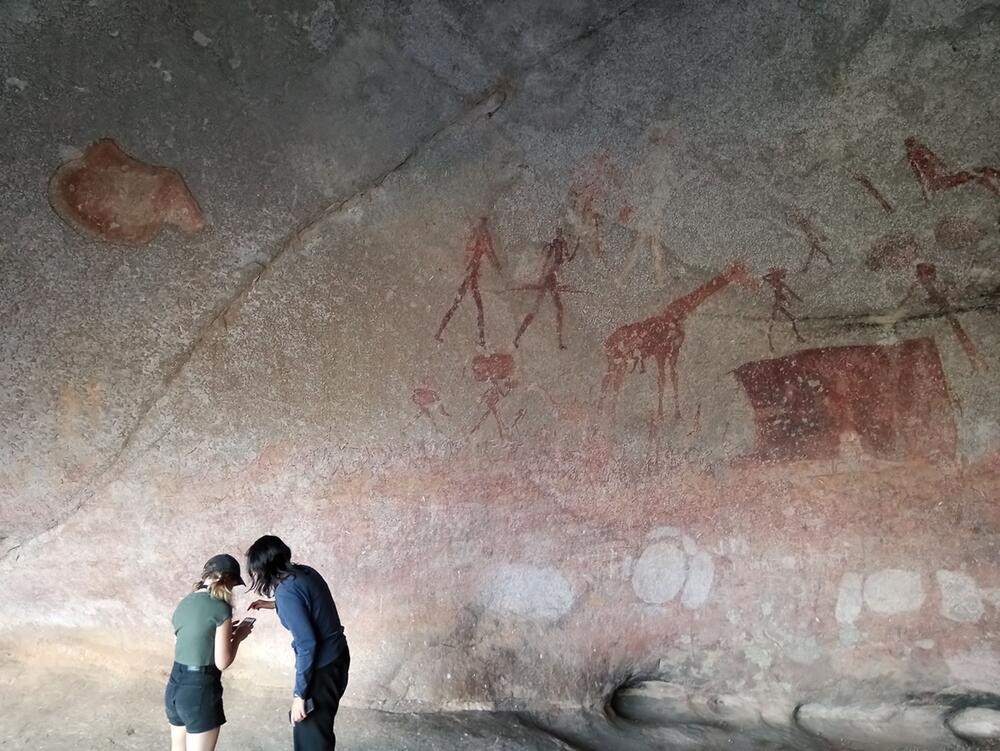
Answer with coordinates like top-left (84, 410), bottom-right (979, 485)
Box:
top-left (289, 698), bottom-right (315, 724)
top-left (241, 617), bottom-right (256, 627)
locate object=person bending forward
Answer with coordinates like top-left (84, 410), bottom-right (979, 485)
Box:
top-left (247, 535), bottom-right (350, 750)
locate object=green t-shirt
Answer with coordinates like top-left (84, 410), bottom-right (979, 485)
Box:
top-left (172, 590), bottom-right (232, 666)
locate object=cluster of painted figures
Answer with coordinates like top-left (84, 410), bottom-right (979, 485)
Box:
top-left (414, 137), bottom-right (998, 445)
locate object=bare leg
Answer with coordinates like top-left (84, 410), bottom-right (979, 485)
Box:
top-left (170, 725), bottom-right (187, 751)
top-left (782, 308), bottom-right (805, 342)
top-left (435, 277), bottom-right (469, 342)
top-left (471, 283), bottom-right (487, 348)
top-left (552, 290), bottom-right (566, 349)
top-left (470, 408), bottom-right (491, 435)
top-left (185, 727), bottom-right (220, 751)
top-left (514, 291), bottom-right (544, 348)
top-left (668, 353), bottom-right (681, 420)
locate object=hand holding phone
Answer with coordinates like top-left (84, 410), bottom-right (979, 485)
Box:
top-left (289, 697), bottom-right (314, 724)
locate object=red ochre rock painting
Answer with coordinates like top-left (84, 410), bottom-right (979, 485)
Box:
top-left (600, 262), bottom-right (758, 422)
top-left (435, 217), bottom-right (502, 349)
top-left (512, 227), bottom-right (580, 350)
top-left (411, 387), bottom-right (449, 428)
top-left (867, 231), bottom-right (919, 271)
top-left (905, 137), bottom-right (1000, 201)
top-left (734, 338), bottom-right (957, 463)
top-left (934, 215), bottom-right (988, 251)
top-left (48, 138), bottom-right (205, 245)
top-left (470, 353), bottom-right (521, 438)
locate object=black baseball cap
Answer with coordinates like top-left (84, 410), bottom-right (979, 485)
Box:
top-left (204, 554), bottom-right (245, 586)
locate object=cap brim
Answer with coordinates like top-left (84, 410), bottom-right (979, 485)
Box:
top-left (233, 574), bottom-right (246, 586)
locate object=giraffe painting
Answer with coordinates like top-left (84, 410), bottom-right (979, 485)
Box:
top-left (599, 262), bottom-right (759, 423)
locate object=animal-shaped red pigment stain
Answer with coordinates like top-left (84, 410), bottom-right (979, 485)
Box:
top-left (48, 138), bottom-right (205, 245)
top-left (435, 217), bottom-right (502, 349)
top-left (599, 262), bottom-right (759, 423)
top-left (905, 137), bottom-right (1000, 201)
top-left (734, 338), bottom-right (957, 462)
top-left (512, 226), bottom-right (580, 350)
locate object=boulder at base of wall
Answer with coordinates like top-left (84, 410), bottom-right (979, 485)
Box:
top-left (795, 702), bottom-right (959, 749)
top-left (947, 707), bottom-right (1000, 740)
top-left (612, 681), bottom-right (794, 733)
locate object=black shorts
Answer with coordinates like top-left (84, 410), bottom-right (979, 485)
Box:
top-left (164, 662), bottom-right (226, 733)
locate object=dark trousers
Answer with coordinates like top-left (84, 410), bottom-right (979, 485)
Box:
top-left (294, 649), bottom-right (350, 751)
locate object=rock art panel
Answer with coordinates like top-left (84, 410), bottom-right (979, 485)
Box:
top-left (762, 267), bottom-right (805, 352)
top-left (734, 338), bottom-right (957, 462)
top-left (600, 262), bottom-right (758, 423)
top-left (479, 564), bottom-right (574, 622)
top-left (411, 387), bottom-right (449, 428)
top-left (512, 227), bottom-right (580, 350)
top-left (434, 217), bottom-right (502, 348)
top-left (867, 231), bottom-right (919, 271)
top-left (48, 138), bottom-right (205, 245)
top-left (934, 215), bottom-right (988, 251)
top-left (852, 172), bottom-right (895, 213)
top-left (786, 208), bottom-right (833, 271)
top-left (905, 137), bottom-right (1000, 201)
top-left (935, 570), bottom-right (984, 623)
top-left (899, 263), bottom-right (986, 371)
top-left (863, 569), bottom-right (925, 615)
top-left (469, 353), bottom-right (522, 438)
top-left (567, 152), bottom-right (624, 258)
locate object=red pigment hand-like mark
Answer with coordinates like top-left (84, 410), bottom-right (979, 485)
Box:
top-left (599, 262), bottom-right (758, 424)
top-left (763, 267), bottom-right (805, 353)
top-left (513, 227), bottom-right (580, 350)
top-left (851, 172), bottom-right (895, 213)
top-left (49, 138), bottom-right (205, 245)
top-left (905, 137), bottom-right (1000, 201)
top-left (734, 338), bottom-right (957, 462)
top-left (435, 217), bottom-right (502, 348)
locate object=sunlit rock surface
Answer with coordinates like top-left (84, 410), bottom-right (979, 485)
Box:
top-left (2, 0), bottom-right (999, 748)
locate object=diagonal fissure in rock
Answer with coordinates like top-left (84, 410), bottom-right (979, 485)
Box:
top-left (2, 4), bottom-right (643, 566)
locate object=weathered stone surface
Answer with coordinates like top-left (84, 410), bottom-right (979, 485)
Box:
top-left (835, 572), bottom-right (864, 625)
top-left (863, 570), bottom-right (925, 615)
top-left (936, 569), bottom-right (984, 623)
top-left (947, 707), bottom-right (1000, 740)
top-left (795, 702), bottom-right (958, 748)
top-left (631, 542), bottom-right (688, 605)
top-left (48, 139), bottom-right (205, 245)
top-left (479, 564), bottom-right (575, 622)
top-left (2, 0), bottom-right (1000, 748)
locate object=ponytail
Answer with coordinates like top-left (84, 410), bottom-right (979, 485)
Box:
top-left (194, 572), bottom-right (235, 606)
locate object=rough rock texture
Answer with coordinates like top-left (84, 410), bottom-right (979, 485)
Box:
top-left (2, 1), bottom-right (1000, 749)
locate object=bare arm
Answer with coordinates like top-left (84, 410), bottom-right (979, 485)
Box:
top-left (214, 617), bottom-right (253, 670)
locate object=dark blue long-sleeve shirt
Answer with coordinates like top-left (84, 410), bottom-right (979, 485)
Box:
top-left (274, 564), bottom-right (348, 698)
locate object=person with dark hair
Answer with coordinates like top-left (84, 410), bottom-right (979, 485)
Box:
top-left (246, 535), bottom-right (349, 750)
top-left (166, 554), bottom-right (254, 751)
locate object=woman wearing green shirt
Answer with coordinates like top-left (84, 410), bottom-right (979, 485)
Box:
top-left (165, 554), bottom-right (254, 751)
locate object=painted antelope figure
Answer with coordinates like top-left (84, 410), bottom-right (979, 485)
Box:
top-left (599, 262), bottom-right (758, 422)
